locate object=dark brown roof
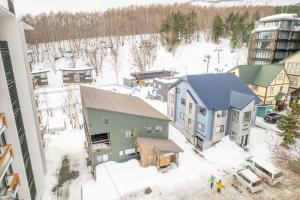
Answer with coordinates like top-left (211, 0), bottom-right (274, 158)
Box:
top-left (136, 137), bottom-right (183, 153)
top-left (80, 86), bottom-right (170, 121)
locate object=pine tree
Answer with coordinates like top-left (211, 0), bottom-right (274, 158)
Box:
top-left (212, 15), bottom-right (224, 43)
top-left (277, 102), bottom-right (300, 146)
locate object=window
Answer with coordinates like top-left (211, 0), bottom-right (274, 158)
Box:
top-left (188, 118), bottom-right (192, 129)
top-left (125, 130), bottom-right (134, 138)
top-left (155, 125), bottom-right (162, 132)
top-left (232, 110), bottom-right (239, 122)
top-left (104, 116), bottom-right (109, 124)
top-left (168, 107), bottom-right (173, 117)
top-left (181, 98), bottom-right (186, 106)
top-left (197, 123), bottom-right (205, 132)
top-left (216, 125), bottom-right (224, 133)
top-left (269, 87), bottom-right (274, 94)
top-left (277, 73), bottom-right (284, 81)
top-left (169, 93), bottom-right (174, 103)
top-left (91, 133), bottom-right (111, 148)
top-left (243, 111), bottom-right (252, 123)
top-left (125, 148), bottom-right (136, 156)
top-left (280, 86), bottom-right (284, 92)
top-left (239, 174), bottom-right (251, 184)
top-left (290, 77), bottom-right (298, 87)
top-left (199, 106), bottom-right (206, 116)
top-left (146, 127), bottom-right (153, 133)
top-left (176, 88), bottom-right (180, 94)
top-left (230, 130), bottom-right (238, 140)
top-left (180, 112), bottom-right (185, 120)
top-left (189, 103), bottom-right (193, 113)
top-left (216, 110), bottom-right (226, 118)
top-left (97, 154), bottom-right (108, 162)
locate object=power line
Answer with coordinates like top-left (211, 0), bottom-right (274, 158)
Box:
top-left (103, 163), bottom-right (123, 200)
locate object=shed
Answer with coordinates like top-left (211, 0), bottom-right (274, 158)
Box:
top-left (136, 137), bottom-right (183, 169)
top-left (256, 104), bottom-right (274, 118)
top-left (123, 75), bottom-right (137, 87)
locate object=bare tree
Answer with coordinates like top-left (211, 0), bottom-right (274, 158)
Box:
top-left (132, 35), bottom-right (157, 72)
top-left (109, 37), bottom-right (121, 84)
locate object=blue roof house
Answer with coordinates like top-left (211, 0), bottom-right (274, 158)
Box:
top-left (167, 73), bottom-right (260, 150)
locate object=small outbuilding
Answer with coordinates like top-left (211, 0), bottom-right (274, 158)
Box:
top-left (256, 104), bottom-right (274, 118)
top-left (31, 69), bottom-right (49, 88)
top-left (136, 137), bottom-right (183, 169)
top-left (60, 67), bottom-right (93, 84)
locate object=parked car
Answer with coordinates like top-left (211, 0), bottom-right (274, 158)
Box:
top-left (264, 113), bottom-right (282, 124)
top-left (246, 157), bottom-right (283, 185)
top-left (233, 168), bottom-right (263, 193)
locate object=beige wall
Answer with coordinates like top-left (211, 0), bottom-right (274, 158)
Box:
top-left (284, 53), bottom-right (300, 91)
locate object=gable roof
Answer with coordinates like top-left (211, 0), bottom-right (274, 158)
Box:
top-left (182, 73), bottom-right (260, 110)
top-left (236, 64), bottom-right (285, 87)
top-left (80, 86), bottom-right (170, 121)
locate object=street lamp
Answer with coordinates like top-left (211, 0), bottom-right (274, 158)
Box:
top-left (203, 54), bottom-right (211, 74)
top-left (214, 48), bottom-right (223, 64)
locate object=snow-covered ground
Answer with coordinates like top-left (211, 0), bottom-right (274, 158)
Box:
top-left (33, 35), bottom-right (300, 200)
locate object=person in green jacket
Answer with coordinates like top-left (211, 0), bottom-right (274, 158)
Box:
top-left (209, 175), bottom-right (215, 189)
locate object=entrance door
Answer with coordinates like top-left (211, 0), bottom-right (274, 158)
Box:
top-left (74, 73), bottom-right (80, 82)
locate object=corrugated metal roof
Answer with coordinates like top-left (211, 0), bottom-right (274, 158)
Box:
top-left (237, 64), bottom-right (285, 87)
top-left (80, 86), bottom-right (170, 121)
top-left (184, 73), bottom-right (260, 110)
top-left (136, 137), bottom-right (183, 153)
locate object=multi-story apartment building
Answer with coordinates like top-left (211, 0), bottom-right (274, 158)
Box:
top-left (0, 1), bottom-right (47, 199)
top-left (248, 13), bottom-right (300, 64)
top-left (167, 74), bottom-right (260, 150)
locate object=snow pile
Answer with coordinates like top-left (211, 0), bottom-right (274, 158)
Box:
top-left (202, 136), bottom-right (248, 170)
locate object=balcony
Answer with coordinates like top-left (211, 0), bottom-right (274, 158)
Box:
top-left (0, 0), bottom-right (14, 14)
top-left (0, 173), bottom-right (20, 199)
top-left (0, 113), bottom-right (7, 135)
top-left (0, 145), bottom-right (13, 181)
top-left (91, 139), bottom-right (111, 152)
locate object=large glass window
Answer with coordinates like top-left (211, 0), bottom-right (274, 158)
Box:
top-left (243, 111), bottom-right (252, 123)
top-left (216, 110), bottom-right (226, 118)
top-left (199, 106), bottom-right (206, 116)
top-left (232, 110), bottom-right (239, 122)
top-left (216, 125), bottom-right (224, 133)
top-left (197, 123), bottom-right (205, 132)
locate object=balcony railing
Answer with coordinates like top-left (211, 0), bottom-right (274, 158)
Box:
top-left (0, 173), bottom-right (20, 199)
top-left (91, 139), bottom-right (111, 152)
top-left (0, 145), bottom-right (13, 178)
top-left (0, 113), bottom-right (7, 134)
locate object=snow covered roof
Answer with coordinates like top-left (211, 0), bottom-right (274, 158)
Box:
top-left (239, 169), bottom-right (260, 182)
top-left (80, 86), bottom-right (170, 121)
top-left (249, 157), bottom-right (281, 174)
top-left (31, 69), bottom-right (50, 74)
top-left (259, 13), bottom-right (300, 22)
top-left (154, 77), bottom-right (180, 84)
top-left (59, 67), bottom-right (93, 71)
top-left (178, 73), bottom-right (260, 110)
top-left (136, 137), bottom-right (183, 153)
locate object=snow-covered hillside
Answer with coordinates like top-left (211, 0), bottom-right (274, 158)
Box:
top-left (32, 35), bottom-right (247, 86)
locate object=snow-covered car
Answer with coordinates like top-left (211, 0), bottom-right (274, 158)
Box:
top-left (246, 157), bottom-right (283, 185)
top-left (233, 168), bottom-right (263, 193)
top-left (264, 113), bottom-right (282, 124)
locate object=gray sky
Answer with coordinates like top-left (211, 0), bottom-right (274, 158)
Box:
top-left (14, 0), bottom-right (188, 16)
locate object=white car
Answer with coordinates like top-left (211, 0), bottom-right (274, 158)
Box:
top-left (233, 168), bottom-right (263, 193)
top-left (246, 157), bottom-right (283, 185)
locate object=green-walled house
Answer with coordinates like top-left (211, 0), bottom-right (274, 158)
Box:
top-left (80, 86), bottom-right (182, 173)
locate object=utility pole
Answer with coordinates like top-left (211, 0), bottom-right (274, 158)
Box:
top-left (214, 48), bottom-right (223, 64)
top-left (203, 54), bottom-right (211, 74)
